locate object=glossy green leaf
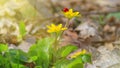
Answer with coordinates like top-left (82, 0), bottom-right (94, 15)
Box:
top-left (59, 44), bottom-right (78, 58)
top-left (0, 55), bottom-right (5, 67)
top-left (54, 59), bottom-right (70, 68)
top-left (11, 62), bottom-right (27, 68)
top-left (28, 56), bottom-right (38, 62)
top-left (70, 63), bottom-right (83, 68)
top-left (35, 66), bottom-right (42, 68)
top-left (0, 49), bottom-right (28, 68)
top-left (55, 57), bottom-right (83, 68)
top-left (81, 54), bottom-right (92, 63)
top-left (0, 44), bottom-right (8, 52)
top-left (67, 57), bottom-right (83, 68)
top-left (28, 37), bottom-right (54, 68)
top-left (5, 49), bottom-right (28, 63)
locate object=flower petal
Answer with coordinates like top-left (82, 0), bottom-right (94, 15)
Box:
top-left (47, 24), bottom-right (67, 33)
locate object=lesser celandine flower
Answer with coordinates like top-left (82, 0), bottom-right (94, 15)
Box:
top-left (63, 8), bottom-right (80, 19)
top-left (47, 24), bottom-right (67, 33)
top-left (70, 49), bottom-right (87, 59)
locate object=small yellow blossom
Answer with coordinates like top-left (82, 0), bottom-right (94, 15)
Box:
top-left (63, 8), bottom-right (80, 19)
top-left (70, 49), bottom-right (87, 59)
top-left (47, 24), bottom-right (67, 33)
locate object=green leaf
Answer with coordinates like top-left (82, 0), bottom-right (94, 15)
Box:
top-left (0, 55), bottom-right (5, 66)
top-left (11, 62), bottom-right (27, 68)
top-left (54, 59), bottom-right (71, 68)
top-left (0, 44), bottom-right (8, 52)
top-left (106, 12), bottom-right (120, 20)
top-left (67, 57), bottom-right (83, 68)
top-left (81, 54), bottom-right (92, 63)
top-left (70, 63), bottom-right (84, 68)
top-left (99, 15), bottom-right (105, 25)
top-left (55, 57), bottom-right (83, 68)
top-left (19, 21), bottom-right (26, 37)
top-left (58, 44), bottom-right (78, 58)
top-left (5, 49), bottom-right (28, 63)
top-left (28, 37), bottom-right (54, 68)
top-left (28, 56), bottom-right (38, 62)
top-left (35, 66), bottom-right (42, 68)
top-left (0, 49), bottom-right (28, 68)
top-left (0, 54), bottom-right (11, 68)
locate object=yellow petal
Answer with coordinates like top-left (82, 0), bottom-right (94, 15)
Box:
top-left (63, 8), bottom-right (81, 19)
top-left (47, 24), bottom-right (67, 33)
top-left (61, 28), bottom-right (67, 30)
top-left (71, 55), bottom-right (76, 58)
top-left (58, 24), bottom-right (62, 28)
top-left (69, 9), bottom-right (73, 13)
top-left (70, 49), bottom-right (87, 59)
top-left (74, 12), bottom-right (79, 16)
top-left (47, 30), bottom-right (52, 33)
top-left (81, 49), bottom-right (87, 54)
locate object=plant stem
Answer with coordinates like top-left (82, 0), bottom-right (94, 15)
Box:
top-left (65, 19), bottom-right (70, 28)
top-left (52, 35), bottom-right (59, 64)
top-left (51, 18), bottom-right (71, 66)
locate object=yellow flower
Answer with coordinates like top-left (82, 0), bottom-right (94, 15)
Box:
top-left (47, 24), bottom-right (67, 33)
top-left (63, 8), bottom-right (80, 19)
top-left (70, 49), bottom-right (87, 59)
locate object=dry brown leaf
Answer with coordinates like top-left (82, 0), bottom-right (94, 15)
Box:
top-left (105, 42), bottom-right (114, 50)
top-left (75, 22), bottom-right (98, 40)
